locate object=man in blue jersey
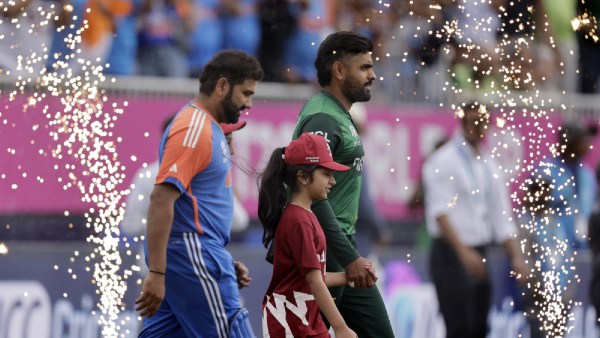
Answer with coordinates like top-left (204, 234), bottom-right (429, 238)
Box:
top-left (135, 50), bottom-right (263, 337)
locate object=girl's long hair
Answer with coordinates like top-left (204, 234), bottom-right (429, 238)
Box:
top-left (257, 147), bottom-right (316, 249)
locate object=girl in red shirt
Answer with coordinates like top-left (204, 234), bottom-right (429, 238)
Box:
top-left (258, 133), bottom-right (375, 338)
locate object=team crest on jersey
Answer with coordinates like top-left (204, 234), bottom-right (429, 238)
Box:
top-left (348, 124), bottom-right (362, 146)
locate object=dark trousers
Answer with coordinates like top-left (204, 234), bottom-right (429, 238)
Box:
top-left (324, 236), bottom-right (395, 338)
top-left (578, 35), bottom-right (600, 93)
top-left (431, 239), bottom-right (492, 338)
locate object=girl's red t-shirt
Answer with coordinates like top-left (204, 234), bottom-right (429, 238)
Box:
top-left (261, 204), bottom-right (329, 337)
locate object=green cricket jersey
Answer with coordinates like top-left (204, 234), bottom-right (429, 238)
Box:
top-left (292, 91), bottom-right (365, 236)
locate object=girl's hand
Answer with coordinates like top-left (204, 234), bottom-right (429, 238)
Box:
top-left (364, 264), bottom-right (378, 283)
top-left (335, 326), bottom-right (358, 338)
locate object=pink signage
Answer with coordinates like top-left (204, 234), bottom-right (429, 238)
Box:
top-left (2, 94), bottom-right (599, 219)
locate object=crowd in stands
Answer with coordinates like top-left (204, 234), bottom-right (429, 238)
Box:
top-left (1, 0), bottom-right (599, 94)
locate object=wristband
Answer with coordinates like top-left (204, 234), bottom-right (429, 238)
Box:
top-left (150, 270), bottom-right (166, 276)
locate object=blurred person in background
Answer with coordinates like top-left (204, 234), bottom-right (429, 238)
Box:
top-left (588, 163), bottom-right (600, 333)
top-left (257, 0), bottom-right (302, 81)
top-left (576, 0), bottom-right (600, 93)
top-left (137, 0), bottom-right (191, 77)
top-left (422, 102), bottom-right (526, 338)
top-left (336, 0), bottom-right (407, 100)
top-left (289, 31), bottom-right (395, 337)
top-left (497, 0), bottom-right (563, 91)
top-left (544, 0), bottom-right (579, 92)
top-left (105, 0), bottom-right (144, 75)
top-left (407, 136), bottom-right (448, 252)
top-left (517, 179), bottom-right (573, 338)
top-left (280, 0), bottom-right (335, 83)
top-left (532, 123), bottom-right (597, 250)
top-left (47, 0), bottom-right (132, 75)
top-left (0, 0), bottom-right (70, 76)
top-left (219, 0), bottom-right (260, 56)
top-left (447, 0), bottom-right (503, 90)
top-left (188, 0), bottom-right (259, 78)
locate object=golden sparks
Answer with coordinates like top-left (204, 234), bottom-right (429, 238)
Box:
top-left (1, 1), bottom-right (130, 336)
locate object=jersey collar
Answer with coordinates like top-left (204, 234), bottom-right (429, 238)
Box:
top-left (190, 101), bottom-right (219, 124)
top-left (320, 90), bottom-right (350, 115)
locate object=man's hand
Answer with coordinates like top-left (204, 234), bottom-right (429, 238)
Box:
top-left (458, 246), bottom-right (486, 280)
top-left (344, 256), bottom-right (375, 288)
top-left (234, 261), bottom-right (252, 289)
top-left (135, 272), bottom-right (165, 318)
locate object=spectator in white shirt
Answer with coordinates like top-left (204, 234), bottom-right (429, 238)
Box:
top-left (422, 102), bottom-right (526, 338)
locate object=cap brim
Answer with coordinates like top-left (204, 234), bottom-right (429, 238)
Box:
top-left (221, 121), bottom-right (247, 134)
top-left (320, 162), bottom-right (350, 172)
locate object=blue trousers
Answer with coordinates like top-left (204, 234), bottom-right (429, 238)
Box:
top-left (140, 232), bottom-right (254, 337)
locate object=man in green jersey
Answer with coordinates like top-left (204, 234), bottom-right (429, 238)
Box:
top-left (292, 31), bottom-right (394, 338)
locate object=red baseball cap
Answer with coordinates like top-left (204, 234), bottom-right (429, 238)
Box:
top-left (220, 121), bottom-right (246, 134)
top-left (284, 133), bottom-right (350, 171)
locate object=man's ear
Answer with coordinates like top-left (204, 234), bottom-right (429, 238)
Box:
top-left (332, 60), bottom-right (345, 81)
top-left (216, 77), bottom-right (229, 97)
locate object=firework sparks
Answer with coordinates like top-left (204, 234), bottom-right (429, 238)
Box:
top-left (1, 2), bottom-right (130, 336)
top-left (572, 11), bottom-right (599, 43)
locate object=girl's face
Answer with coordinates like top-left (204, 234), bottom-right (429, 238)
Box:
top-left (307, 168), bottom-right (336, 200)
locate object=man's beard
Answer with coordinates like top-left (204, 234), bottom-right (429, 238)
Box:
top-left (222, 90), bottom-right (243, 123)
top-left (341, 78), bottom-right (372, 103)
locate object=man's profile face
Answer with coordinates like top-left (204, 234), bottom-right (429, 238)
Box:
top-left (221, 79), bottom-right (257, 124)
top-left (341, 53), bottom-right (376, 104)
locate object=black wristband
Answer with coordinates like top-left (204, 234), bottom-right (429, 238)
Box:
top-left (150, 270), bottom-right (166, 276)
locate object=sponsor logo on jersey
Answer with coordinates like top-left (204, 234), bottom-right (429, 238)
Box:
top-left (353, 157), bottom-right (364, 172)
top-left (310, 131), bottom-right (330, 144)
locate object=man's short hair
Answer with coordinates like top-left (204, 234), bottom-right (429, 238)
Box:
top-left (199, 50), bottom-right (264, 95)
top-left (459, 101), bottom-right (487, 126)
top-left (314, 31), bottom-right (373, 87)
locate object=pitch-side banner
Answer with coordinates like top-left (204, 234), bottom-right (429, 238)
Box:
top-left (2, 94), bottom-right (599, 218)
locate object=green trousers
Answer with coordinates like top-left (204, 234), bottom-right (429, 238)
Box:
top-left (326, 236), bottom-right (395, 338)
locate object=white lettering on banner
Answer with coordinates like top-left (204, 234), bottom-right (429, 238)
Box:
top-left (0, 281), bottom-right (51, 338)
top-left (386, 284), bottom-right (445, 338)
top-left (566, 304), bottom-right (600, 338)
top-left (419, 124), bottom-right (448, 156)
top-left (387, 286), bottom-right (600, 338)
top-left (52, 295), bottom-right (100, 338)
top-left (487, 297), bottom-right (528, 338)
top-left (52, 294), bottom-right (138, 338)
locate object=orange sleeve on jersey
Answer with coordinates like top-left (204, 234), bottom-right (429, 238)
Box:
top-left (156, 109), bottom-right (213, 189)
